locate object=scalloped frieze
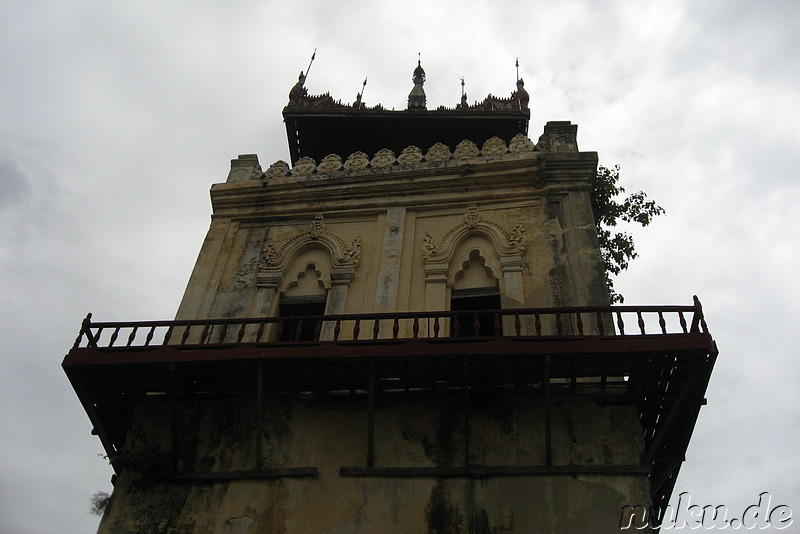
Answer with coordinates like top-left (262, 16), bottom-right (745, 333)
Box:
top-left (275, 135), bottom-right (535, 178)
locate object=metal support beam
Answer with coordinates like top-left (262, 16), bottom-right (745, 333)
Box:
top-left (463, 357), bottom-right (470, 468)
top-left (544, 355), bottom-right (552, 466)
top-left (256, 361), bottom-right (264, 471)
top-left (367, 358), bottom-right (376, 467)
top-left (642, 367), bottom-right (699, 465)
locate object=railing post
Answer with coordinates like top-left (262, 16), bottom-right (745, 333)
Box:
top-left (73, 313), bottom-right (93, 348)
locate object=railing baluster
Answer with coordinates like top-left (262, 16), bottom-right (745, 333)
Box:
top-left (373, 318), bottom-right (380, 340)
top-left (576, 312), bottom-right (584, 336)
top-left (256, 321), bottom-right (266, 342)
top-left (294, 319), bottom-right (304, 342)
top-left (333, 319), bottom-right (341, 341)
top-left (555, 312), bottom-right (563, 335)
top-left (144, 326), bottom-right (156, 346)
top-left (276, 320), bottom-right (284, 341)
top-left (217, 323), bottom-right (228, 343)
top-left (452, 315), bottom-right (460, 337)
top-left (494, 313), bottom-right (501, 336)
top-left (200, 324), bottom-right (210, 344)
top-left (181, 325), bottom-right (191, 345)
top-left (534, 312), bottom-right (542, 336)
top-left (514, 313), bottom-right (521, 336)
top-left (412, 317), bottom-right (419, 338)
top-left (616, 311), bottom-right (625, 336)
top-left (596, 311), bottom-right (604, 336)
top-left (392, 317), bottom-right (399, 339)
top-left (93, 327), bottom-right (104, 347)
top-left (163, 325), bottom-right (174, 345)
top-left (637, 312), bottom-right (645, 335)
top-left (472, 313), bottom-right (480, 336)
top-left (658, 311), bottom-right (667, 334)
top-left (353, 318), bottom-right (360, 340)
top-left (236, 323), bottom-right (246, 343)
top-left (126, 327), bottom-right (138, 347)
top-left (314, 319), bottom-right (322, 341)
top-left (433, 316), bottom-right (440, 338)
top-left (109, 327), bottom-right (120, 347)
top-left (678, 311), bottom-right (688, 334)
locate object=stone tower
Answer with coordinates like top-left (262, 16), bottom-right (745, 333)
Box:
top-left (64, 61), bottom-right (717, 533)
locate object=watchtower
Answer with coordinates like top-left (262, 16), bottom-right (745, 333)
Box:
top-left (64, 61), bottom-right (716, 533)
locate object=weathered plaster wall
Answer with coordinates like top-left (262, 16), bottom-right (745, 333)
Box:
top-left (99, 391), bottom-right (650, 534)
top-left (175, 132), bottom-right (606, 324)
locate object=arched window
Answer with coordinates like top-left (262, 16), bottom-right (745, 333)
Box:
top-left (279, 261), bottom-right (328, 341)
top-left (450, 249), bottom-right (502, 336)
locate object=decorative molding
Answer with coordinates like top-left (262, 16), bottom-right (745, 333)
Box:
top-left (421, 204), bottom-right (527, 265)
top-left (262, 135), bottom-right (537, 182)
top-left (371, 148), bottom-right (396, 168)
top-left (397, 146), bottom-right (423, 165)
top-left (258, 214), bottom-right (362, 278)
top-left (454, 140), bottom-right (480, 159)
top-left (317, 154), bottom-right (343, 173)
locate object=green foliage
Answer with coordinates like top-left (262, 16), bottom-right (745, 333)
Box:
top-left (591, 165), bottom-right (665, 303)
top-left (89, 491), bottom-right (111, 516)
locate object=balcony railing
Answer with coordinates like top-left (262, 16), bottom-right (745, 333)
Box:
top-left (72, 296), bottom-right (709, 350)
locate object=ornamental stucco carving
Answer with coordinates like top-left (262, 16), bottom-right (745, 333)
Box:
top-left (258, 213), bottom-right (361, 275)
top-left (422, 204), bottom-right (527, 264)
top-left (266, 160), bottom-right (290, 178)
top-left (425, 142), bottom-right (451, 161)
top-left (276, 135), bottom-right (536, 178)
top-left (509, 133), bottom-right (534, 153)
top-left (317, 154), bottom-right (343, 173)
top-left (454, 140), bottom-right (480, 159)
top-left (344, 151), bottom-right (370, 170)
top-left (397, 146), bottom-right (423, 165)
top-left (371, 148), bottom-right (396, 168)
top-left (481, 136), bottom-right (508, 156)
top-left (291, 156), bottom-right (316, 176)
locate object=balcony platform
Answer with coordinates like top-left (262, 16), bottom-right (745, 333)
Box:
top-left (63, 300), bottom-right (716, 515)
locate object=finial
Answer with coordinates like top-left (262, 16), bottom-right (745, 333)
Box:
top-left (515, 57), bottom-right (519, 82)
top-left (354, 76), bottom-right (367, 108)
top-left (304, 49), bottom-right (317, 85)
top-left (459, 76), bottom-right (468, 108)
top-left (408, 55), bottom-right (427, 109)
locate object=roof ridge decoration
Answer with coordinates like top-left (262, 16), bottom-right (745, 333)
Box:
top-left (264, 134), bottom-right (536, 180)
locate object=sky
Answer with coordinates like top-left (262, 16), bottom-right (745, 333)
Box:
top-left (1, 0), bottom-right (798, 532)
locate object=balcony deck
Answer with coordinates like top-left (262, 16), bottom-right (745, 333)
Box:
top-left (63, 298), bottom-right (716, 516)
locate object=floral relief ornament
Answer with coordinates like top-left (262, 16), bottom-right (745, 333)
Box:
top-left (481, 136), bottom-right (508, 156)
top-left (267, 160), bottom-right (290, 178)
top-left (344, 151), bottom-right (370, 170)
top-left (371, 148), bottom-right (396, 168)
top-left (397, 145), bottom-right (423, 165)
top-left (464, 203), bottom-right (482, 227)
top-left (291, 156), bottom-right (316, 176)
top-left (424, 142), bottom-right (451, 162)
top-left (317, 154), bottom-right (343, 173)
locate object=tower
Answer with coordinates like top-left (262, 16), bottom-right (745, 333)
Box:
top-left (64, 61), bottom-right (716, 533)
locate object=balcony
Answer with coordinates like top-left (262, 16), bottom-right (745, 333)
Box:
top-left (63, 298), bottom-right (716, 515)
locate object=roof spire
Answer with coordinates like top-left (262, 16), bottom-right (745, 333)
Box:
top-left (407, 54), bottom-right (427, 110)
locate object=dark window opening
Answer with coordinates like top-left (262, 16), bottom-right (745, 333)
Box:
top-left (279, 295), bottom-right (327, 341)
top-left (450, 288), bottom-right (502, 337)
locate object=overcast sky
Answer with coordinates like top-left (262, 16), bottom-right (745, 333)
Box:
top-left (1, 1), bottom-right (798, 532)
